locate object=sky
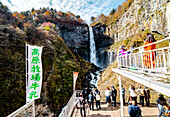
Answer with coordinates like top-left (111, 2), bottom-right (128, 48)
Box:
top-left (1, 0), bottom-right (125, 23)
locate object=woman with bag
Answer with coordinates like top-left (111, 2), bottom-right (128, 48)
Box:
top-left (75, 93), bottom-right (86, 117)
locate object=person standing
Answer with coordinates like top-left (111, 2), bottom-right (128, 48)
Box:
top-left (88, 91), bottom-right (94, 111)
top-left (130, 85), bottom-right (137, 104)
top-left (94, 88), bottom-right (101, 110)
top-left (136, 86), bottom-right (145, 106)
top-left (82, 87), bottom-right (87, 100)
top-left (75, 93), bottom-right (86, 117)
top-left (105, 87), bottom-right (111, 107)
top-left (128, 100), bottom-right (142, 117)
top-left (156, 94), bottom-right (167, 117)
top-left (144, 87), bottom-right (150, 106)
top-left (111, 86), bottom-right (117, 107)
top-left (122, 86), bottom-right (125, 105)
top-left (119, 45), bottom-right (127, 67)
top-left (143, 33), bottom-right (156, 69)
top-left (86, 86), bottom-right (91, 103)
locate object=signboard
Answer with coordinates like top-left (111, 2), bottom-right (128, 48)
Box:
top-left (26, 44), bottom-right (43, 103)
top-left (73, 72), bottom-right (79, 90)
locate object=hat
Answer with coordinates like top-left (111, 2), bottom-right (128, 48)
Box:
top-left (112, 86), bottom-right (115, 89)
top-left (159, 94), bottom-right (163, 97)
top-left (121, 45), bottom-right (125, 49)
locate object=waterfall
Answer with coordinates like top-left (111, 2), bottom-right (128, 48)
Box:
top-left (90, 71), bottom-right (101, 88)
top-left (89, 27), bottom-right (97, 65)
top-left (109, 51), bottom-right (113, 65)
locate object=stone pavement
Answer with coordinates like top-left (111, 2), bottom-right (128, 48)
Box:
top-left (72, 103), bottom-right (159, 117)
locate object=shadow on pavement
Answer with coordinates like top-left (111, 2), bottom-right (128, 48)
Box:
top-left (97, 106), bottom-right (120, 111)
top-left (87, 113), bottom-right (111, 117)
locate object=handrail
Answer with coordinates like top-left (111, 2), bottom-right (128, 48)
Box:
top-left (118, 37), bottom-right (170, 74)
top-left (127, 36), bottom-right (170, 52)
top-left (59, 90), bottom-right (82, 117)
top-left (7, 101), bottom-right (34, 117)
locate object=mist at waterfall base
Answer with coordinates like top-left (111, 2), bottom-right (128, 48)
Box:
top-left (89, 27), bottom-right (115, 88)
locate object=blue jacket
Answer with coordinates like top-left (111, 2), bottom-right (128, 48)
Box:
top-left (128, 105), bottom-right (142, 117)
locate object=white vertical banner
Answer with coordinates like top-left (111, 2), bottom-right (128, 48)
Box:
top-left (73, 72), bottom-right (79, 90)
top-left (27, 44), bottom-right (43, 103)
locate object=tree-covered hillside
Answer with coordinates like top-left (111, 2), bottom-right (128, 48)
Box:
top-left (0, 3), bottom-right (96, 116)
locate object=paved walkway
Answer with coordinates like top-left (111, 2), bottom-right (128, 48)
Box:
top-left (72, 103), bottom-right (159, 117)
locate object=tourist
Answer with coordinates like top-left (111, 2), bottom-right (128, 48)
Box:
top-left (144, 87), bottom-right (150, 106)
top-left (128, 97), bottom-right (133, 105)
top-left (119, 45), bottom-right (127, 56)
top-left (86, 86), bottom-right (91, 103)
top-left (156, 94), bottom-right (167, 117)
top-left (75, 93), bottom-right (86, 117)
top-left (128, 100), bottom-right (142, 117)
top-left (143, 33), bottom-right (156, 69)
top-left (94, 88), bottom-right (101, 110)
top-left (129, 85), bottom-right (137, 104)
top-left (163, 103), bottom-right (170, 117)
top-left (88, 91), bottom-right (94, 111)
top-left (111, 86), bottom-right (117, 107)
top-left (136, 86), bottom-right (145, 106)
top-left (119, 45), bottom-right (127, 67)
top-left (122, 86), bottom-right (125, 105)
top-left (105, 87), bottom-right (111, 107)
top-left (82, 87), bottom-right (87, 100)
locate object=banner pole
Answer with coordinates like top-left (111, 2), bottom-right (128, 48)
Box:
top-left (73, 71), bottom-right (74, 91)
top-left (26, 43), bottom-right (28, 117)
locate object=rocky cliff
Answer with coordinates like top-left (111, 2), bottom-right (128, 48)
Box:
top-left (105, 0), bottom-right (169, 42)
top-left (56, 22), bottom-right (90, 61)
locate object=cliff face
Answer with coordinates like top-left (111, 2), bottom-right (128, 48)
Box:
top-left (105, 0), bottom-right (169, 42)
top-left (93, 23), bottom-right (114, 51)
top-left (56, 22), bottom-right (90, 61)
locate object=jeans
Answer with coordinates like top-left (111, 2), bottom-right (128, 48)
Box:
top-left (112, 97), bottom-right (116, 107)
top-left (89, 102), bottom-right (94, 110)
top-left (131, 97), bottom-right (137, 104)
top-left (80, 107), bottom-right (86, 117)
top-left (145, 98), bottom-right (150, 106)
top-left (123, 94), bottom-right (125, 105)
top-left (139, 96), bottom-right (144, 106)
top-left (96, 100), bottom-right (101, 109)
top-left (158, 104), bottom-right (164, 117)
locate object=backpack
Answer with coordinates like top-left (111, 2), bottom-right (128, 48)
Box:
top-left (79, 98), bottom-right (85, 108)
top-left (164, 108), bottom-right (170, 116)
top-left (96, 94), bottom-right (100, 101)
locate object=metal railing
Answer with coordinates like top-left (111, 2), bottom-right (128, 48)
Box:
top-left (7, 101), bottom-right (35, 117)
top-left (59, 90), bottom-right (82, 117)
top-left (118, 36), bottom-right (170, 74)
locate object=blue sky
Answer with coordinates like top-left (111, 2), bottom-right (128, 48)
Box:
top-left (1, 0), bottom-right (125, 23)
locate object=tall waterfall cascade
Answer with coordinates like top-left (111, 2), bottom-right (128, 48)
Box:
top-left (108, 50), bottom-right (114, 65)
top-left (90, 27), bottom-right (97, 65)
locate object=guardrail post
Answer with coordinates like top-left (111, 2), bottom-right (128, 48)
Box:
top-left (150, 51), bottom-right (153, 70)
top-left (141, 52), bottom-right (144, 70)
top-left (162, 49), bottom-right (167, 73)
top-left (32, 101), bottom-right (35, 117)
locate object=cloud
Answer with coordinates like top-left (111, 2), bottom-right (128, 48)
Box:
top-left (1, 0), bottom-right (125, 24)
